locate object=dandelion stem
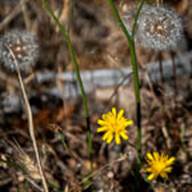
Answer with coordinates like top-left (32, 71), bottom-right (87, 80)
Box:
top-left (42, 0), bottom-right (93, 169)
top-left (158, 52), bottom-right (164, 84)
top-left (106, 0), bottom-right (142, 162)
top-left (171, 51), bottom-right (177, 96)
top-left (132, 0), bottom-right (145, 36)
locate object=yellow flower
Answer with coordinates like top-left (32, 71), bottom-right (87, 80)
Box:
top-left (97, 107), bottom-right (133, 144)
top-left (144, 152), bottom-right (175, 181)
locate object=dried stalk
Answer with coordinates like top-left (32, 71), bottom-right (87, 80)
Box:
top-left (6, 45), bottom-right (49, 192)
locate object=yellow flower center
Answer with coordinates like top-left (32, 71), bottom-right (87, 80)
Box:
top-left (152, 161), bottom-right (166, 174)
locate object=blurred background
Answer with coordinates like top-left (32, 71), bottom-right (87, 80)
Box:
top-left (0, 0), bottom-right (192, 191)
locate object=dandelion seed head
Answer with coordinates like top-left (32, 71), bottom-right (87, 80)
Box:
top-left (136, 5), bottom-right (183, 50)
top-left (0, 30), bottom-right (39, 72)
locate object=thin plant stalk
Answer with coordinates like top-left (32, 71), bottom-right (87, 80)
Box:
top-left (158, 52), bottom-right (164, 84)
top-left (42, 0), bottom-right (93, 167)
top-left (171, 51), bottom-right (177, 96)
top-left (106, 0), bottom-right (142, 163)
top-left (132, 0), bottom-right (145, 36)
top-left (6, 45), bottom-right (49, 192)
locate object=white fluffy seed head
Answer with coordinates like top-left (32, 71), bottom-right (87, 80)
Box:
top-left (0, 30), bottom-right (39, 72)
top-left (135, 5), bottom-right (184, 50)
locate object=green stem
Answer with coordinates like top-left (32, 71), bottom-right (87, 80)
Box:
top-left (132, 0), bottom-right (145, 36)
top-left (107, 0), bottom-right (142, 162)
top-left (42, 0), bottom-right (93, 167)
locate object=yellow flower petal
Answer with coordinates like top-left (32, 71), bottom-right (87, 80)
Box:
top-left (153, 152), bottom-right (159, 161)
top-left (160, 172), bottom-right (168, 179)
top-left (163, 167), bottom-right (172, 173)
top-left (147, 173), bottom-right (156, 181)
top-left (167, 157), bottom-right (175, 165)
top-left (120, 131), bottom-right (128, 140)
top-left (97, 119), bottom-right (107, 126)
top-left (106, 134), bottom-right (113, 144)
top-left (102, 131), bottom-right (111, 141)
top-left (112, 107), bottom-right (117, 117)
top-left (117, 109), bottom-right (124, 120)
top-left (125, 120), bottom-right (133, 126)
top-left (97, 127), bottom-right (108, 132)
top-left (146, 152), bottom-right (154, 161)
top-left (144, 167), bottom-right (152, 172)
top-left (115, 134), bottom-right (121, 144)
